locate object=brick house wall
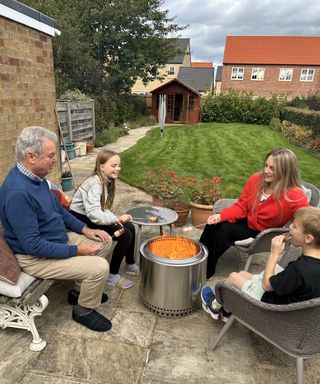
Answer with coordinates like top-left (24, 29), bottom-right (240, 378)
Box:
top-left (221, 64), bottom-right (320, 99)
top-left (0, 15), bottom-right (60, 183)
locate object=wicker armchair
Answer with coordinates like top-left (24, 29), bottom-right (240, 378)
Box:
top-left (211, 247), bottom-right (320, 384)
top-left (213, 181), bottom-right (320, 271)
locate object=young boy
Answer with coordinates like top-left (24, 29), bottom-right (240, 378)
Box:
top-left (201, 207), bottom-right (320, 322)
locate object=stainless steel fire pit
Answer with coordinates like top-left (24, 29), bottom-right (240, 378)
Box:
top-left (139, 235), bottom-right (208, 317)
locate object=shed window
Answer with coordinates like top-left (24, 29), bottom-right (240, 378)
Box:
top-left (279, 68), bottom-right (293, 81)
top-left (188, 95), bottom-right (195, 111)
top-left (300, 68), bottom-right (315, 82)
top-left (251, 68), bottom-right (265, 81)
top-left (231, 67), bottom-right (244, 80)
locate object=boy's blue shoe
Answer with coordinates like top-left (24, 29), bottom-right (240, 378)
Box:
top-left (201, 285), bottom-right (221, 320)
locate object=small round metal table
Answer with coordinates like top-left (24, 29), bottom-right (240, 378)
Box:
top-left (126, 206), bottom-right (178, 263)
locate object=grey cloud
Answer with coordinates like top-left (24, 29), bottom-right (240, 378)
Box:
top-left (163, 0), bottom-right (320, 64)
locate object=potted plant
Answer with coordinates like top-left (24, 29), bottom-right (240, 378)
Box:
top-left (189, 176), bottom-right (223, 229)
top-left (144, 169), bottom-right (193, 226)
top-left (61, 170), bottom-right (73, 192)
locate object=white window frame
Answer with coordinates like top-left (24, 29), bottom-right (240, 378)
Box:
top-left (231, 67), bottom-right (244, 80)
top-left (167, 66), bottom-right (175, 75)
top-left (279, 68), bottom-right (293, 81)
top-left (300, 68), bottom-right (315, 82)
top-left (251, 68), bottom-right (265, 81)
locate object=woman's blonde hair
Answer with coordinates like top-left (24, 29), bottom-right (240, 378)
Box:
top-left (253, 148), bottom-right (303, 213)
top-left (260, 148), bottom-right (302, 200)
top-left (93, 149), bottom-right (119, 210)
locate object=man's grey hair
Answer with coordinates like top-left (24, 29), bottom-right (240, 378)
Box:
top-left (16, 126), bottom-right (58, 162)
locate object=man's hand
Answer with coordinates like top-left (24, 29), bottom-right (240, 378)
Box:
top-left (77, 243), bottom-right (102, 256)
top-left (82, 226), bottom-right (110, 242)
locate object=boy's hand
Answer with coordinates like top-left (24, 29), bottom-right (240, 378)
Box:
top-left (270, 235), bottom-right (286, 259)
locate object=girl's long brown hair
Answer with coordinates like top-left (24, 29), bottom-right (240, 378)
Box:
top-left (93, 149), bottom-right (119, 210)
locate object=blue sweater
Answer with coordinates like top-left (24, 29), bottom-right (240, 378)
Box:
top-left (0, 166), bottom-right (85, 259)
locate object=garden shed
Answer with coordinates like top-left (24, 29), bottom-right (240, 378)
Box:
top-left (0, 0), bottom-right (60, 182)
top-left (150, 79), bottom-right (201, 124)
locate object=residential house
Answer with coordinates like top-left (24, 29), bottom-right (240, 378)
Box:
top-left (214, 65), bottom-right (223, 95)
top-left (178, 67), bottom-right (214, 95)
top-left (191, 62), bottom-right (213, 68)
top-left (131, 38), bottom-right (191, 95)
top-left (0, 0), bottom-right (61, 182)
top-left (221, 36), bottom-right (320, 99)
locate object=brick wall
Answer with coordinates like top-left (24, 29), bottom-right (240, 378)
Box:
top-left (221, 64), bottom-right (320, 99)
top-left (0, 16), bottom-right (60, 183)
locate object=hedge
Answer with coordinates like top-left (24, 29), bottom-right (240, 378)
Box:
top-left (280, 107), bottom-right (320, 136)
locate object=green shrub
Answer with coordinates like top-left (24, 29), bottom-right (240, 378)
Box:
top-left (58, 89), bottom-right (90, 101)
top-left (95, 125), bottom-right (129, 147)
top-left (308, 137), bottom-right (320, 153)
top-left (280, 121), bottom-right (312, 146)
top-left (94, 92), bottom-right (149, 133)
top-left (201, 91), bottom-right (282, 125)
top-left (126, 114), bottom-right (157, 129)
top-left (281, 107), bottom-right (320, 136)
top-left (270, 117), bottom-right (282, 132)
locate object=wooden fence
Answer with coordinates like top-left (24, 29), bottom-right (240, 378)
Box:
top-left (56, 101), bottom-right (95, 143)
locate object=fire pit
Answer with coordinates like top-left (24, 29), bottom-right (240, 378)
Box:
top-left (139, 235), bottom-right (208, 317)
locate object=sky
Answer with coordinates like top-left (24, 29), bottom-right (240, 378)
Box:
top-left (162, 0), bottom-right (320, 65)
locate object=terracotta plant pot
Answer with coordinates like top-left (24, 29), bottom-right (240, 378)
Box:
top-left (86, 143), bottom-right (94, 153)
top-left (152, 196), bottom-right (176, 209)
top-left (173, 203), bottom-right (190, 227)
top-left (190, 201), bottom-right (213, 229)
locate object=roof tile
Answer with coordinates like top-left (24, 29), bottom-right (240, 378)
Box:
top-left (224, 36), bottom-right (320, 65)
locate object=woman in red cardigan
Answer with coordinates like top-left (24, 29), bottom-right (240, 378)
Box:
top-left (200, 148), bottom-right (309, 279)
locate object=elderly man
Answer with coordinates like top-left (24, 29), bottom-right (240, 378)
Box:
top-left (0, 126), bottom-right (112, 332)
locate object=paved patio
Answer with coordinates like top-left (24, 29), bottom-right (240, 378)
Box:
top-left (1, 126), bottom-right (320, 384)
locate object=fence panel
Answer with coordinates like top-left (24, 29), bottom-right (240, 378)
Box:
top-left (56, 101), bottom-right (95, 143)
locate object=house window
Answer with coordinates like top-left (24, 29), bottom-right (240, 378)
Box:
top-left (300, 68), bottom-right (315, 82)
top-left (279, 68), bottom-right (293, 81)
top-left (168, 66), bottom-right (175, 75)
top-left (231, 67), bottom-right (244, 80)
top-left (251, 68), bottom-right (265, 81)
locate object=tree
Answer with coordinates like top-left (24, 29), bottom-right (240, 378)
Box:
top-left (21, 0), bottom-right (185, 95)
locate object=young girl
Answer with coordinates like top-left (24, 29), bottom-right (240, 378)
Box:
top-left (70, 149), bottom-right (138, 289)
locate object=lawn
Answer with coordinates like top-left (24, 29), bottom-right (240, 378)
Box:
top-left (119, 123), bottom-right (320, 197)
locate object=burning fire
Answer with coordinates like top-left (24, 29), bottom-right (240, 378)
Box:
top-left (148, 236), bottom-right (198, 260)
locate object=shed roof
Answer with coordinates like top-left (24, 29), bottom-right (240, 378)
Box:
top-left (178, 67), bottom-right (213, 92)
top-left (150, 78), bottom-right (200, 95)
top-left (223, 36), bottom-right (320, 65)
